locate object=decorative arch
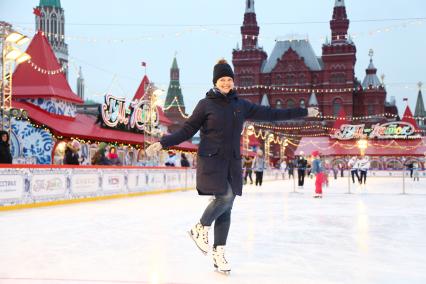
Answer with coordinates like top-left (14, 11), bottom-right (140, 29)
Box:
top-left (385, 159), bottom-right (403, 170)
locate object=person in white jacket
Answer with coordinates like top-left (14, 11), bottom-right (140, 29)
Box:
top-left (358, 156), bottom-right (371, 184)
top-left (348, 157), bottom-right (360, 184)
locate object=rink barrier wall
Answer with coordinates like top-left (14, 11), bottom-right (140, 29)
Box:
top-left (2, 166), bottom-right (420, 211)
top-left (0, 165), bottom-right (197, 211)
top-left (0, 165), bottom-right (280, 211)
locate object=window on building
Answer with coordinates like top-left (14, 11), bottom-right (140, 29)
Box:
top-left (52, 14), bottom-right (57, 35)
top-left (299, 74), bottom-right (306, 84)
top-left (368, 104), bottom-right (374, 115)
top-left (300, 99), bottom-right (306, 108)
top-left (276, 100), bottom-right (282, 109)
top-left (332, 98), bottom-right (342, 116)
top-left (330, 73), bottom-right (346, 84)
top-left (287, 99), bottom-right (295, 108)
top-left (285, 74), bottom-right (295, 85)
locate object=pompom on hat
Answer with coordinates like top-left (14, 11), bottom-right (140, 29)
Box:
top-left (213, 59), bottom-right (234, 84)
top-left (311, 150), bottom-right (320, 157)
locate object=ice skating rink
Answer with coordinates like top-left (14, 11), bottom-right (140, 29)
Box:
top-left (1, 176), bottom-right (425, 284)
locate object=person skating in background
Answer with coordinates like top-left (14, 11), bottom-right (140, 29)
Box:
top-left (243, 155), bottom-right (254, 185)
top-left (253, 149), bottom-right (266, 186)
top-left (145, 59), bottom-right (319, 274)
top-left (348, 156), bottom-right (360, 184)
top-left (339, 163), bottom-right (345, 177)
top-left (180, 153), bottom-right (190, 167)
top-left (63, 140), bottom-right (81, 165)
top-left (358, 156), bottom-right (370, 185)
top-left (0, 131), bottom-right (13, 164)
top-left (332, 164), bottom-right (339, 180)
top-left (413, 162), bottom-right (420, 181)
top-left (311, 151), bottom-right (325, 198)
top-left (279, 159), bottom-right (287, 180)
top-left (404, 161), bottom-right (414, 178)
top-left (296, 152), bottom-right (307, 187)
top-left (287, 159), bottom-right (295, 179)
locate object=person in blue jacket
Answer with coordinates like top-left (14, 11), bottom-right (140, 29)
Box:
top-left (146, 59), bottom-right (319, 273)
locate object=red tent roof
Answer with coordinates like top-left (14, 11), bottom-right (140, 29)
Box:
top-left (14, 101), bottom-right (196, 151)
top-left (402, 105), bottom-right (420, 131)
top-left (133, 75), bottom-right (150, 101)
top-left (295, 136), bottom-right (426, 157)
top-left (131, 74), bottom-right (171, 125)
top-left (330, 107), bottom-right (348, 135)
top-left (12, 31), bottom-right (83, 104)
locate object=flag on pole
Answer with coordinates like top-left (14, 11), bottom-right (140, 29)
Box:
top-left (403, 98), bottom-right (408, 102)
top-left (141, 62), bottom-right (146, 67)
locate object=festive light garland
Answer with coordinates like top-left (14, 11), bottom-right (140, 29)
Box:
top-left (235, 84), bottom-right (386, 94)
top-left (27, 59), bottom-right (66, 75)
top-left (14, 18), bottom-right (425, 44)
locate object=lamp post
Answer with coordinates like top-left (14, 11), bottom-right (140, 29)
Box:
top-left (1, 29), bottom-right (31, 134)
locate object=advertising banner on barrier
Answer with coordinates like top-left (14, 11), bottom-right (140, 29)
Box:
top-left (165, 171), bottom-right (181, 188)
top-left (71, 173), bottom-right (99, 195)
top-left (127, 172), bottom-right (148, 192)
top-left (147, 171), bottom-right (165, 190)
top-left (30, 173), bottom-right (67, 198)
top-left (0, 174), bottom-right (25, 201)
top-left (102, 172), bottom-right (125, 193)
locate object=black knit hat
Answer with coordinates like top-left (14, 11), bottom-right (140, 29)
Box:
top-left (212, 59), bottom-right (234, 84)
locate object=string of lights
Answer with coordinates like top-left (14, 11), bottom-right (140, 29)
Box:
top-left (13, 17), bottom-right (425, 44)
top-left (27, 59), bottom-right (65, 75)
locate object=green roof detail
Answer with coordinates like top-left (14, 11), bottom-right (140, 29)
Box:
top-left (39, 0), bottom-right (61, 8)
top-left (414, 90), bottom-right (426, 117)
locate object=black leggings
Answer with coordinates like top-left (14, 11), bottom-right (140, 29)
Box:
top-left (297, 169), bottom-right (305, 186)
top-left (244, 169), bottom-right (253, 183)
top-left (351, 170), bottom-right (360, 183)
top-left (255, 171), bottom-right (263, 186)
top-left (359, 170), bottom-right (367, 184)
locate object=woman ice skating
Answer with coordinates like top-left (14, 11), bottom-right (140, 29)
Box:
top-left (145, 59), bottom-right (319, 274)
top-left (412, 162), bottom-right (420, 181)
top-left (253, 149), bottom-right (266, 186)
top-left (296, 152), bottom-right (307, 187)
top-left (348, 156), bottom-right (360, 184)
top-left (358, 156), bottom-right (370, 185)
top-left (311, 150), bottom-right (324, 198)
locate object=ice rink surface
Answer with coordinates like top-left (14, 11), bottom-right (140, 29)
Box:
top-left (1, 175), bottom-right (426, 284)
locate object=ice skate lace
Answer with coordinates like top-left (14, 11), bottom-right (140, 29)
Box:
top-left (215, 249), bottom-right (228, 264)
top-left (196, 224), bottom-right (208, 244)
top-left (201, 230), bottom-right (208, 244)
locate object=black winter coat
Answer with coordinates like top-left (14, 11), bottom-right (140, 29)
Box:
top-left (63, 148), bottom-right (80, 165)
top-left (0, 131), bottom-right (12, 164)
top-left (160, 89), bottom-right (307, 196)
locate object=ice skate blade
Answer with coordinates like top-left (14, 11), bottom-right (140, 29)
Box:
top-left (187, 231), bottom-right (208, 255)
top-left (214, 265), bottom-right (231, 275)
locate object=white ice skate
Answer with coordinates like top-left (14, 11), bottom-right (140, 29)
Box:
top-left (212, 245), bottom-right (231, 275)
top-left (188, 222), bottom-right (210, 255)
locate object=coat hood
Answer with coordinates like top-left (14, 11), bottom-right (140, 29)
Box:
top-left (0, 130), bottom-right (10, 144)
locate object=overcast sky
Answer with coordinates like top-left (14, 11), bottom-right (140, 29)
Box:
top-left (1, 0), bottom-right (426, 115)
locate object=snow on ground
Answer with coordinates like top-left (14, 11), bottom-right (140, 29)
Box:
top-left (0, 175), bottom-right (425, 284)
